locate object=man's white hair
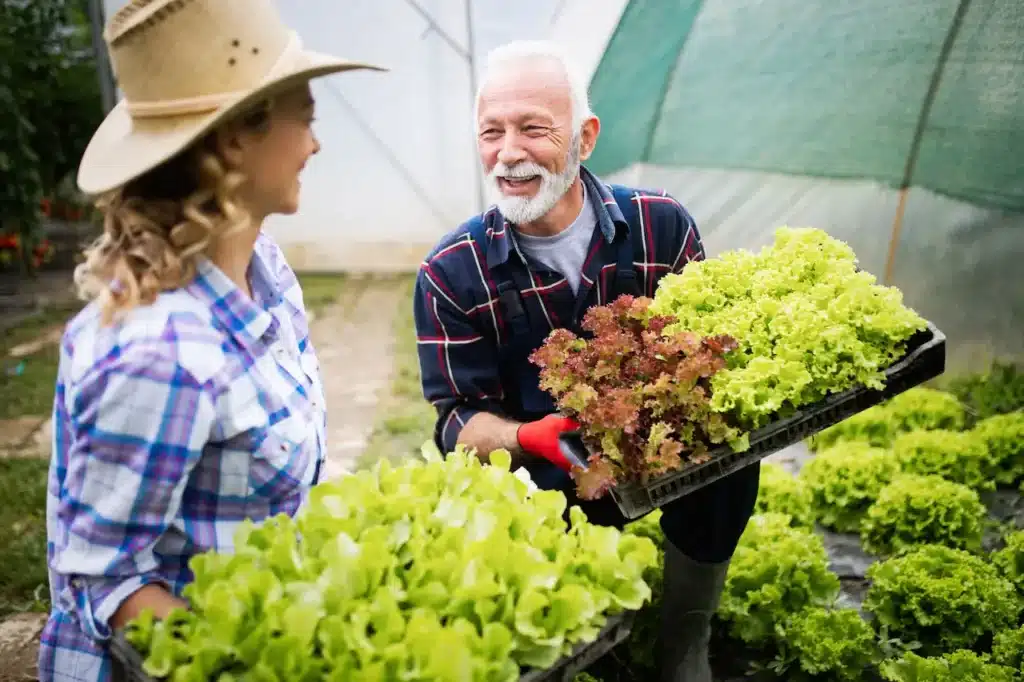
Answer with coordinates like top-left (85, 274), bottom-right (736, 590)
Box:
top-left (474, 39), bottom-right (594, 132)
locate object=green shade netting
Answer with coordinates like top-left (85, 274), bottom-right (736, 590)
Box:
top-left (588, 0), bottom-right (1024, 212)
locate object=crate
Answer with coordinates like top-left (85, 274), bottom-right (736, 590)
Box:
top-left (519, 611), bottom-right (636, 682)
top-left (109, 629), bottom-right (149, 682)
top-left (110, 611), bottom-right (636, 682)
top-left (559, 322), bottom-right (947, 520)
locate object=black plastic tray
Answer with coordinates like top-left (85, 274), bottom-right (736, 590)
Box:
top-left (519, 611), bottom-right (636, 682)
top-left (109, 611), bottom-right (636, 682)
top-left (109, 629), bottom-right (150, 682)
top-left (559, 321), bottom-right (947, 520)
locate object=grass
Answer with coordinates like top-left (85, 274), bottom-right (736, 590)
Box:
top-left (0, 275), bottom-right (346, 422)
top-left (0, 307), bottom-right (74, 618)
top-left (359, 275), bottom-right (436, 469)
top-left (0, 274), bottom-right (346, 419)
top-left (0, 304), bottom-right (78, 420)
top-left (296, 273), bottom-right (347, 318)
top-left (0, 458), bottom-right (50, 617)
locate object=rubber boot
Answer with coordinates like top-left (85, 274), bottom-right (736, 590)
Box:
top-left (659, 540), bottom-right (731, 682)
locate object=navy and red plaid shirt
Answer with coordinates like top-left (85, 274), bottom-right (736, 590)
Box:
top-left (414, 166), bottom-right (705, 452)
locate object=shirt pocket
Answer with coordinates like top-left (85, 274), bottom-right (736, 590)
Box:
top-left (248, 414), bottom-right (317, 502)
top-left (299, 351), bottom-right (326, 417)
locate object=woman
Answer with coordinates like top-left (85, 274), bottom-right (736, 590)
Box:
top-left (38, 1), bottom-right (384, 680)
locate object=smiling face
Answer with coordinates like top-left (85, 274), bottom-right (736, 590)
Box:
top-left (216, 84), bottom-right (320, 220)
top-left (476, 57), bottom-right (598, 227)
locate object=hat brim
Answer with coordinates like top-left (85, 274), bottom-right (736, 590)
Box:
top-left (77, 50), bottom-right (386, 196)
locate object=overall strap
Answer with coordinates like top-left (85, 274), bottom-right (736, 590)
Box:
top-left (464, 218), bottom-right (536, 419)
top-left (464, 219), bottom-right (534, 421)
top-left (465, 217), bottom-right (532, 347)
top-left (612, 229), bottom-right (642, 298)
top-left (598, 180), bottom-right (643, 301)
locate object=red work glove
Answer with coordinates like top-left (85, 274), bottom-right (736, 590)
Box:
top-left (517, 414), bottom-right (581, 472)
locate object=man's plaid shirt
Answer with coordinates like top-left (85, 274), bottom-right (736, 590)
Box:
top-left (413, 166), bottom-right (706, 452)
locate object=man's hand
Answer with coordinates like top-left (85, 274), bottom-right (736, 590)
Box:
top-left (517, 414), bottom-right (581, 472)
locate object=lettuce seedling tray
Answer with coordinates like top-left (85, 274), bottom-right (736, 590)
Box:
top-left (559, 321), bottom-right (947, 521)
top-left (109, 631), bottom-right (150, 682)
top-left (110, 611), bottom-right (636, 682)
top-left (519, 611), bottom-right (636, 682)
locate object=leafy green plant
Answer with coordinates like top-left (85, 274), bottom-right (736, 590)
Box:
top-left (809, 387), bottom-right (965, 452)
top-left (799, 442), bottom-right (899, 532)
top-left (769, 606), bottom-right (880, 682)
top-left (945, 360), bottom-right (1024, 420)
top-left (891, 429), bottom-right (994, 491)
top-left (971, 412), bottom-right (1024, 487)
top-left (860, 474), bottom-right (986, 555)
top-left (880, 650), bottom-right (1016, 682)
top-left (754, 462), bottom-right (815, 528)
top-left (572, 673), bottom-right (603, 682)
top-left (621, 510), bottom-right (665, 674)
top-left (0, 459), bottom-right (50, 617)
top-left (124, 448), bottom-right (660, 680)
top-left (864, 544), bottom-right (1020, 654)
top-left (648, 227), bottom-right (927, 430)
top-left (991, 529), bottom-right (1024, 598)
top-left (531, 295), bottom-right (745, 500)
top-left (0, 0), bottom-right (102, 269)
top-left (991, 625), bottom-right (1024, 671)
top-left (623, 509), bottom-right (664, 547)
top-left (716, 513), bottom-right (840, 645)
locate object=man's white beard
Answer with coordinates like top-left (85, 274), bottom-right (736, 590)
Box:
top-left (485, 140), bottom-right (582, 226)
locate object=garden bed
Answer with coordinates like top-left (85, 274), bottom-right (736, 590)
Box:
top-left (575, 365), bottom-right (1024, 682)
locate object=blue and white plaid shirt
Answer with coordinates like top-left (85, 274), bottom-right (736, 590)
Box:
top-left (38, 233), bottom-right (327, 682)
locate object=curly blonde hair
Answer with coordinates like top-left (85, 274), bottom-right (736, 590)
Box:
top-left (75, 104), bottom-right (271, 324)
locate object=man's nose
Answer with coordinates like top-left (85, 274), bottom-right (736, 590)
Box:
top-left (497, 135), bottom-right (527, 166)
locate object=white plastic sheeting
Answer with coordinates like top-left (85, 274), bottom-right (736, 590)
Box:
top-left (100, 0), bottom-right (561, 271)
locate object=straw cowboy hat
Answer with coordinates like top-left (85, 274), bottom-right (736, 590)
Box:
top-left (77, 0), bottom-right (386, 195)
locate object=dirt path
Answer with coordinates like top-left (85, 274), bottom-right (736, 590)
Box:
top-left (308, 276), bottom-right (408, 480)
top-left (0, 614), bottom-right (45, 682)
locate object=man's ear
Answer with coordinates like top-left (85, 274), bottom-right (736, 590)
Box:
top-left (578, 115), bottom-right (601, 162)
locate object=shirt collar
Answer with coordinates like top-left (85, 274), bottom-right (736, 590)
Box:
top-left (485, 165), bottom-right (628, 268)
top-left (186, 245), bottom-right (281, 350)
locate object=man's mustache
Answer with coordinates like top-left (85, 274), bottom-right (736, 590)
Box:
top-left (489, 162), bottom-right (549, 181)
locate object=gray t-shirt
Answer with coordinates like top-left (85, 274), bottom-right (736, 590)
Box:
top-left (514, 186), bottom-right (597, 295)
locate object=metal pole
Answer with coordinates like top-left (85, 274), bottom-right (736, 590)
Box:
top-left (404, 0), bottom-right (469, 60)
top-left (464, 0), bottom-right (486, 214)
top-left (86, 0), bottom-right (116, 114)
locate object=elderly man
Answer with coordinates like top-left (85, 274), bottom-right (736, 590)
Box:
top-left (413, 40), bottom-right (760, 682)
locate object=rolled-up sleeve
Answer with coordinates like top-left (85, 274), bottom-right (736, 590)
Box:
top-left (53, 342), bottom-right (215, 640)
top-left (413, 261), bottom-right (503, 453)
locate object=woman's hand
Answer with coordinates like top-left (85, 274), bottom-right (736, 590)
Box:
top-left (110, 584), bottom-right (188, 630)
